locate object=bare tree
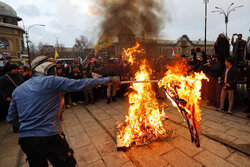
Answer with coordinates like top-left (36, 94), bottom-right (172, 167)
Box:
top-left (29, 43), bottom-right (37, 61)
top-left (37, 42), bottom-right (44, 54)
top-left (73, 35), bottom-right (93, 53)
top-left (58, 43), bottom-right (65, 52)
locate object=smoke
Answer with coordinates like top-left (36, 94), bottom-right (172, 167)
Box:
top-left (98, 0), bottom-right (171, 38)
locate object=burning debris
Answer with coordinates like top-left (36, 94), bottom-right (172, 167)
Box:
top-left (116, 43), bottom-right (208, 149)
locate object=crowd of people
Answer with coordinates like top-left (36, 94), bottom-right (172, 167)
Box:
top-left (4, 56), bottom-right (119, 166)
top-left (55, 57), bottom-right (133, 106)
top-left (1, 33), bottom-right (250, 122)
top-left (0, 56), bottom-right (135, 121)
top-left (187, 33), bottom-right (250, 116)
top-left (0, 33), bottom-right (250, 166)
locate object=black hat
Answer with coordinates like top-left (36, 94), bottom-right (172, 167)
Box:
top-left (7, 64), bottom-right (19, 72)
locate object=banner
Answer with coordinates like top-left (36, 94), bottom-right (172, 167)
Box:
top-left (93, 33), bottom-right (113, 56)
top-left (55, 49), bottom-right (59, 59)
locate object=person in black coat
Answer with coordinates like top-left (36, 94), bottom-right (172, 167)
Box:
top-left (218, 57), bottom-right (238, 114)
top-left (206, 55), bottom-right (223, 107)
top-left (0, 62), bottom-right (10, 77)
top-left (244, 61), bottom-right (250, 117)
top-left (82, 65), bottom-right (95, 105)
top-left (0, 64), bottom-right (23, 131)
top-left (232, 34), bottom-right (247, 67)
top-left (69, 66), bottom-right (83, 105)
top-left (214, 33), bottom-right (229, 69)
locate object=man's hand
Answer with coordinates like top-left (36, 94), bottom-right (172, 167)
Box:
top-left (109, 76), bottom-right (121, 86)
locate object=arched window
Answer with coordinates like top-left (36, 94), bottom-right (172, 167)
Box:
top-left (0, 38), bottom-right (10, 50)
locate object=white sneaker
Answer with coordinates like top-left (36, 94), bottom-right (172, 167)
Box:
top-left (66, 105), bottom-right (71, 108)
top-left (72, 102), bottom-right (77, 106)
top-left (78, 101), bottom-right (84, 104)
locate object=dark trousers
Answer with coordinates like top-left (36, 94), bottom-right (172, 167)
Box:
top-left (0, 98), bottom-right (9, 121)
top-left (84, 88), bottom-right (94, 104)
top-left (19, 134), bottom-right (76, 167)
top-left (216, 82), bottom-right (223, 108)
top-left (64, 93), bottom-right (70, 105)
top-left (201, 79), bottom-right (207, 99)
top-left (247, 89), bottom-right (250, 112)
top-left (71, 91), bottom-right (83, 103)
top-left (207, 77), bottom-right (216, 105)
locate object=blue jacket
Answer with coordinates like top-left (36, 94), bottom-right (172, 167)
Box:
top-left (7, 75), bottom-right (110, 138)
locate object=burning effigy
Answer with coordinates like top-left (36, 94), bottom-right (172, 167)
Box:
top-left (116, 42), bottom-right (208, 149)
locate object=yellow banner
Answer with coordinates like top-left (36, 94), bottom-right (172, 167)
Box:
top-left (93, 33), bottom-right (113, 56)
top-left (54, 49), bottom-right (59, 59)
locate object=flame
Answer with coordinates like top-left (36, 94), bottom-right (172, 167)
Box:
top-left (123, 42), bottom-right (145, 65)
top-left (117, 43), bottom-right (207, 148)
top-left (117, 42), bottom-right (167, 147)
top-left (159, 58), bottom-right (208, 139)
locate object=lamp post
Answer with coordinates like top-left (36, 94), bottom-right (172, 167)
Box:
top-left (204, 0), bottom-right (209, 55)
top-left (212, 3), bottom-right (243, 37)
top-left (25, 24), bottom-right (45, 64)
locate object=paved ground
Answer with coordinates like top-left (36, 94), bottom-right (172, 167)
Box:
top-left (0, 97), bottom-right (250, 167)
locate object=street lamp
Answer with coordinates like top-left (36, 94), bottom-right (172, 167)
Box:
top-left (204, 0), bottom-right (209, 55)
top-left (25, 24), bottom-right (45, 64)
top-left (212, 3), bottom-right (243, 37)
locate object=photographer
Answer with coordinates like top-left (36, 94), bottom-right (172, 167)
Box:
top-left (232, 34), bottom-right (246, 67)
top-left (191, 48), bottom-right (206, 72)
top-left (246, 37), bottom-right (250, 60)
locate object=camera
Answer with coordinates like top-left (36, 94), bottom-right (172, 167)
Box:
top-left (203, 62), bottom-right (210, 67)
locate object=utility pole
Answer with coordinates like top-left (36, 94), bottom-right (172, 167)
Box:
top-left (204, 0), bottom-right (209, 55)
top-left (25, 24), bottom-right (45, 64)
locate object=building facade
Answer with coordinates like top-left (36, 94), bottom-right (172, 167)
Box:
top-left (111, 26), bottom-right (215, 60)
top-left (40, 27), bottom-right (216, 64)
top-left (0, 1), bottom-right (25, 65)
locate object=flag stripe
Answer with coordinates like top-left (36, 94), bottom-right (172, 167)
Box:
top-left (162, 86), bottom-right (200, 147)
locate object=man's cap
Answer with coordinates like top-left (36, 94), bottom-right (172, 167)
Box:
top-left (31, 56), bottom-right (55, 75)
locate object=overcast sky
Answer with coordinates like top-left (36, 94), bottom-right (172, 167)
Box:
top-left (2, 0), bottom-right (250, 47)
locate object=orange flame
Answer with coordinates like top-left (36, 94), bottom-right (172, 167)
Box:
top-left (118, 43), bottom-right (207, 148)
top-left (123, 42), bottom-right (145, 65)
top-left (117, 42), bottom-right (166, 147)
top-left (159, 58), bottom-right (208, 138)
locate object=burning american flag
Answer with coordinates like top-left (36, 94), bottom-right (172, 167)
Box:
top-left (159, 62), bottom-right (208, 147)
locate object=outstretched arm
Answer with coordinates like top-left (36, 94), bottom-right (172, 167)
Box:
top-left (6, 96), bottom-right (19, 127)
top-left (48, 76), bottom-right (111, 92)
